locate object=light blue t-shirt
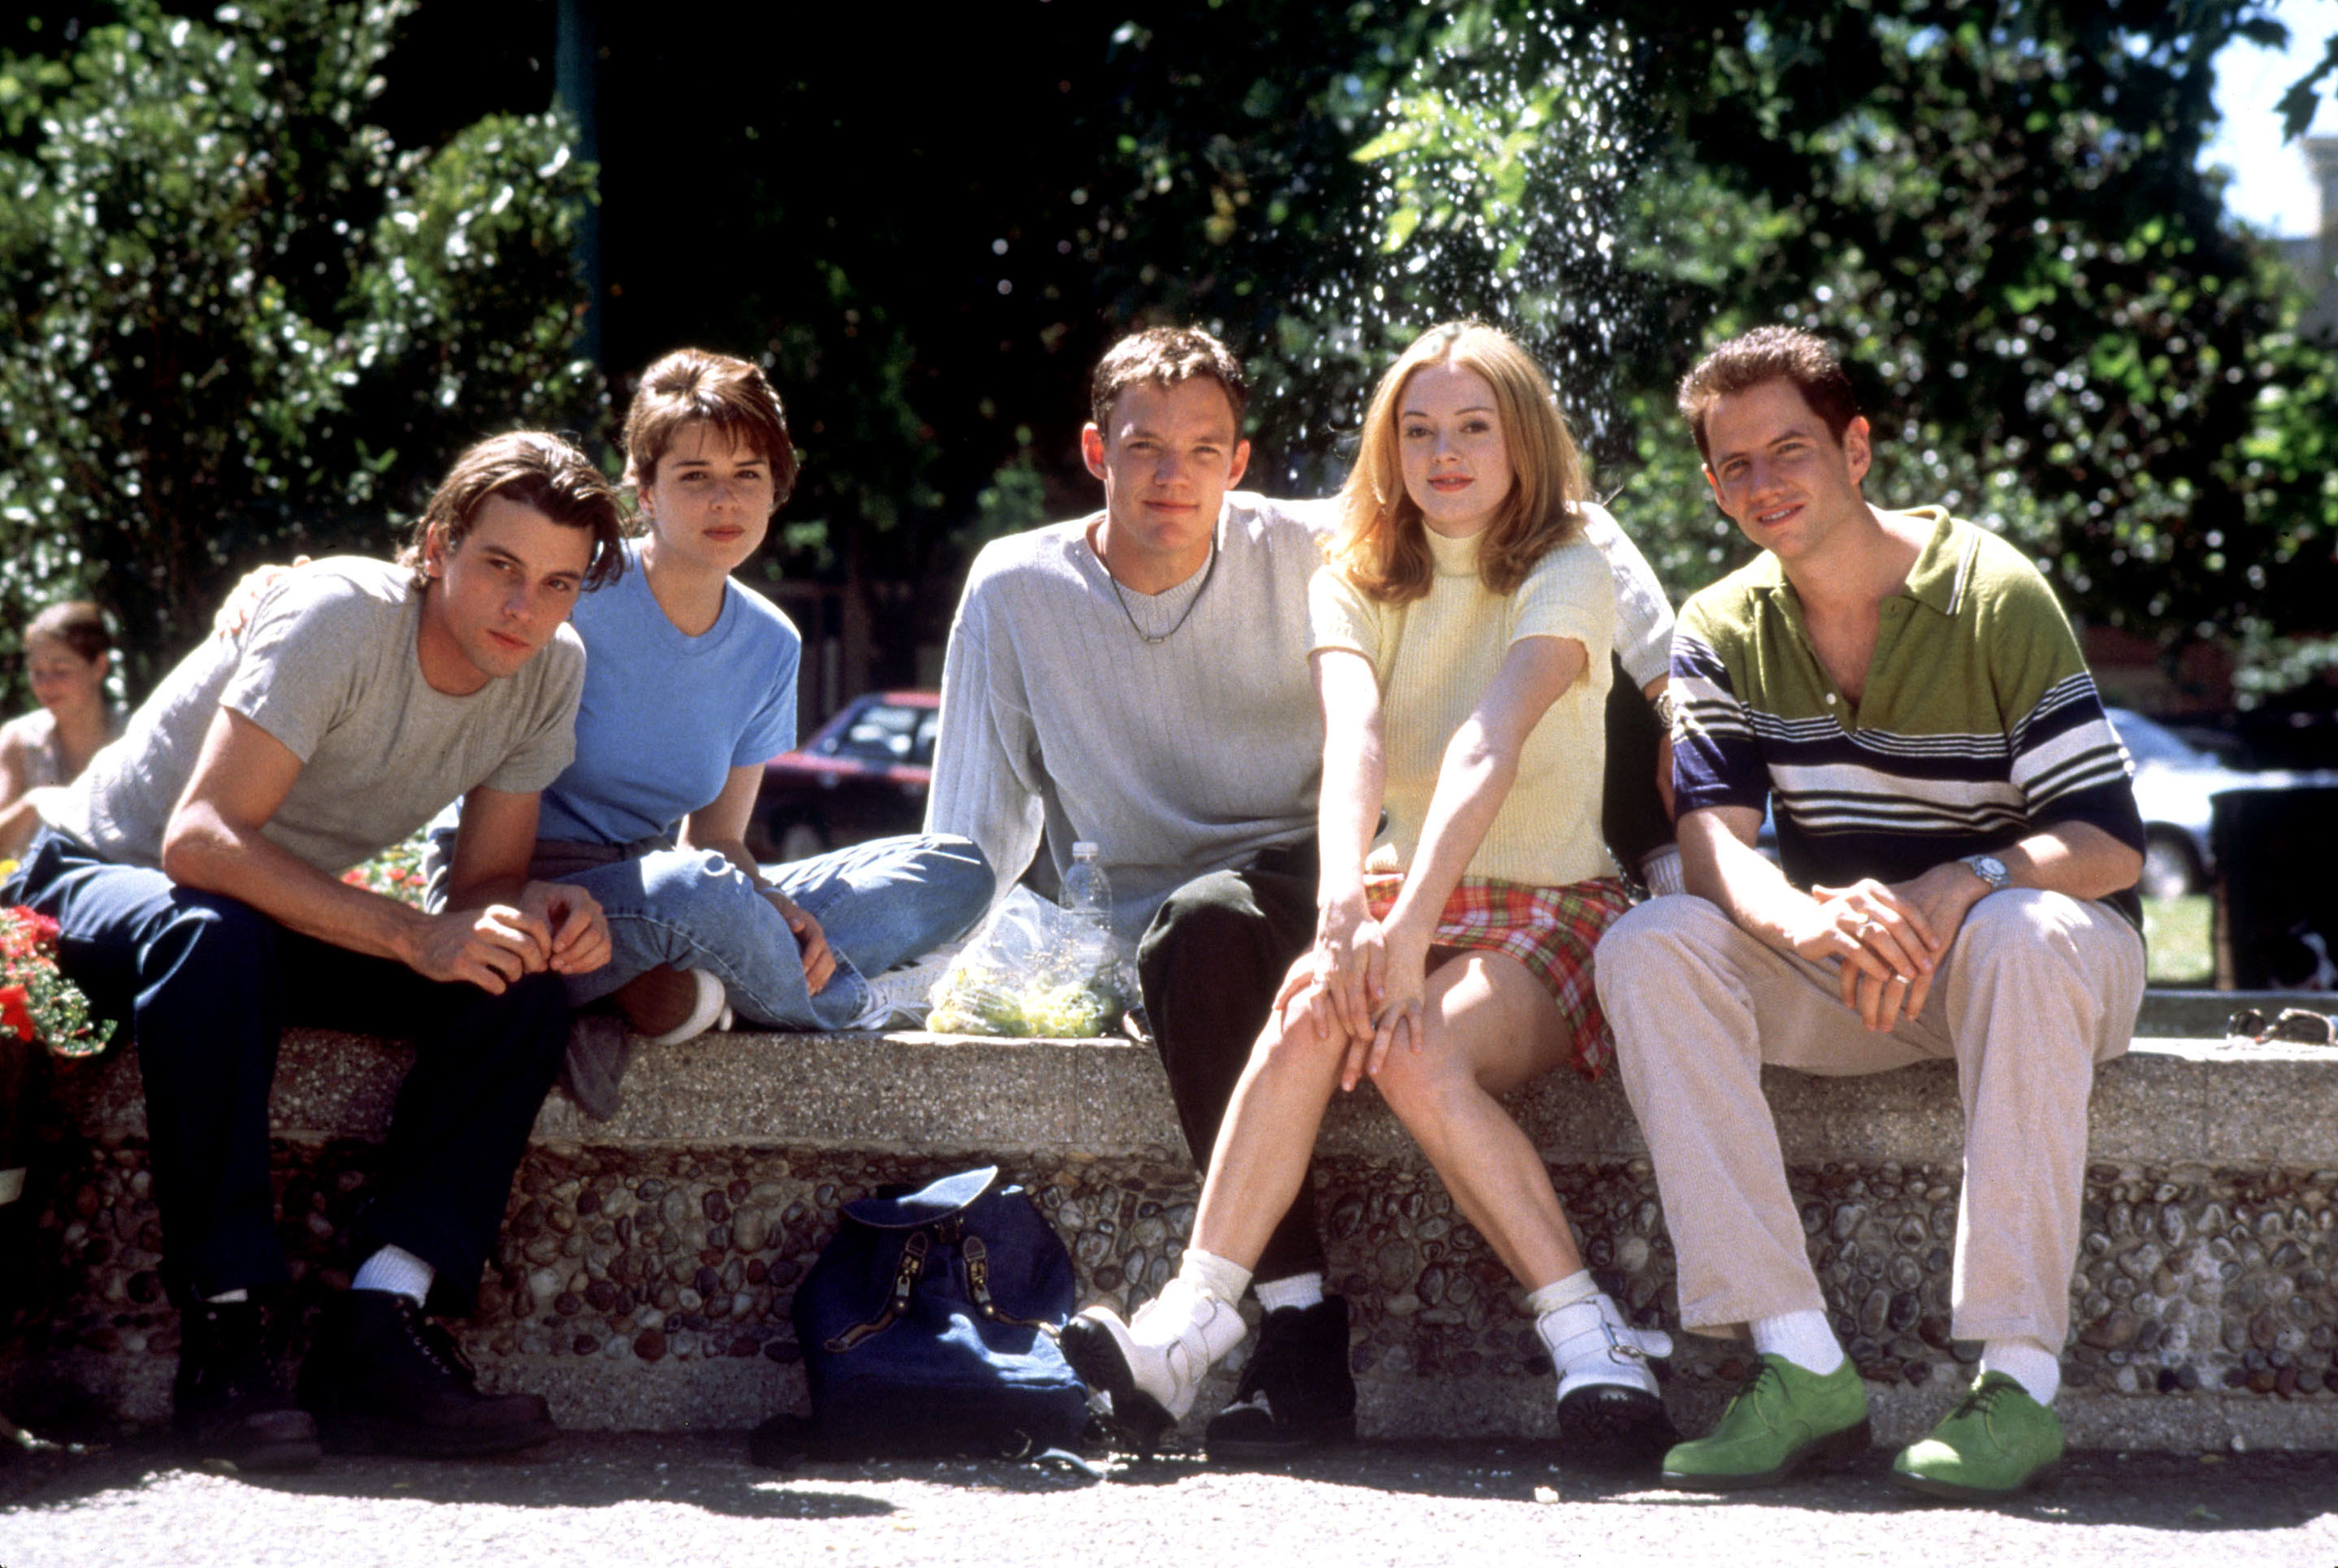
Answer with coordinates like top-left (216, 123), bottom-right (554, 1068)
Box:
top-left (536, 540), bottom-right (800, 843)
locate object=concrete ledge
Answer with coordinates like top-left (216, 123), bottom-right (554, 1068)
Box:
top-left (12, 1024), bottom-right (2338, 1452)
top-left (2136, 989), bottom-right (2331, 1040)
top-left (54, 1026), bottom-right (2338, 1169)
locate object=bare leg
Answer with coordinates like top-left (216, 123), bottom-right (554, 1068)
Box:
top-left (1057, 987), bottom-right (1356, 1450)
top-left (1369, 951), bottom-right (1584, 1289)
top-left (1370, 951), bottom-right (1673, 1463)
top-left (1186, 990), bottom-right (1356, 1270)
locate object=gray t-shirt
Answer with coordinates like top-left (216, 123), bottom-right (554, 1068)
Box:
top-left (49, 557), bottom-right (586, 873)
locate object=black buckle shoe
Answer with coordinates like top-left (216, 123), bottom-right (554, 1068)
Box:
top-left (298, 1290), bottom-right (557, 1458)
top-left (175, 1297), bottom-right (322, 1471)
top-left (1556, 1381), bottom-right (1677, 1471)
top-left (1203, 1296), bottom-right (1357, 1462)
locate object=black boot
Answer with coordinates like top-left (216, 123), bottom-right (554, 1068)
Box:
top-left (298, 1289), bottom-right (557, 1458)
top-left (174, 1297), bottom-right (322, 1471)
top-left (1203, 1296), bottom-right (1357, 1462)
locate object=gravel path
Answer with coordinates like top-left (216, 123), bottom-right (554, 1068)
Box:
top-left (3, 1432), bottom-right (2335, 1568)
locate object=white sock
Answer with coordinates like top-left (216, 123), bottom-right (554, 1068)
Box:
top-left (1639, 843), bottom-right (1685, 898)
top-left (1175, 1247), bottom-right (1253, 1309)
top-left (1526, 1271), bottom-right (1601, 1317)
top-left (352, 1244), bottom-right (436, 1306)
top-left (1254, 1271), bottom-right (1325, 1314)
top-left (203, 1289), bottom-right (249, 1305)
top-left (1981, 1338), bottom-right (2061, 1406)
top-left (1750, 1310), bottom-right (1846, 1375)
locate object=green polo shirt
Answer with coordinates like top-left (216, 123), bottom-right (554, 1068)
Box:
top-left (1671, 508), bottom-right (2144, 923)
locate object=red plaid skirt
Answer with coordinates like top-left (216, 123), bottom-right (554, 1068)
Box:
top-left (1363, 873), bottom-right (1634, 1081)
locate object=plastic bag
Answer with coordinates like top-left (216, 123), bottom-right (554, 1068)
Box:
top-left (925, 886), bottom-right (1136, 1037)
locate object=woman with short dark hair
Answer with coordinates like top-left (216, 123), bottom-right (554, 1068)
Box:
top-left (427, 350), bottom-right (992, 1067)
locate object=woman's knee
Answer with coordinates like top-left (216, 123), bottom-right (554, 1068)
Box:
top-left (1246, 1006), bottom-right (1347, 1086)
top-left (632, 847), bottom-right (753, 907)
top-left (1369, 1026), bottom-right (1477, 1120)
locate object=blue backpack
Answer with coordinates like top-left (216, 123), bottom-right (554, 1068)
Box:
top-left (791, 1166), bottom-right (1087, 1456)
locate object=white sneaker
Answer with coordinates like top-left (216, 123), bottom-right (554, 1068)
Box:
top-left (847, 949), bottom-right (958, 1030)
top-left (639, 969), bottom-right (731, 1046)
top-left (1058, 1278), bottom-right (1247, 1450)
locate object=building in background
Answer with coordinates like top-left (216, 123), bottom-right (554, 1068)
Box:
top-left (2281, 136), bottom-right (2338, 335)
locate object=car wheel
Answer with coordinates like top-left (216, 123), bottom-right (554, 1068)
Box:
top-left (2140, 828), bottom-right (2203, 899)
top-left (778, 821), bottom-right (831, 864)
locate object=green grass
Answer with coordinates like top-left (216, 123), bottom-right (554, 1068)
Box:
top-left (2143, 894), bottom-right (2212, 985)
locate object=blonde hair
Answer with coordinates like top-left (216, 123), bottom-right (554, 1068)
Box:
top-left (1329, 321), bottom-right (1587, 604)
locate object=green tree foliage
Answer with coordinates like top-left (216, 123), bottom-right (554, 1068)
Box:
top-left (1078, 5), bottom-right (1677, 496)
top-left (1615, 1), bottom-right (2327, 656)
top-left (147, 0), bottom-right (2298, 700)
top-left (0, 0), bottom-right (597, 691)
top-left (2, 0), bottom-right (2323, 703)
top-left (2279, 28), bottom-right (2338, 137)
top-left (1309, 0), bottom-right (2331, 666)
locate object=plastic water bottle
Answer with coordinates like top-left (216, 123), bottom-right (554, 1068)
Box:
top-left (1061, 841), bottom-right (1114, 933)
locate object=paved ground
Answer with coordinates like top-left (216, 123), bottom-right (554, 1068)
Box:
top-left (3, 1432), bottom-right (2336, 1568)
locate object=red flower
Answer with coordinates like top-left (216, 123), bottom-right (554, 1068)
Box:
top-left (0, 907), bottom-right (49, 959)
top-left (0, 982), bottom-right (35, 1045)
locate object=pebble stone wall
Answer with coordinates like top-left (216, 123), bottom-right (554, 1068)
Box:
top-left (10, 1124), bottom-right (2338, 1439)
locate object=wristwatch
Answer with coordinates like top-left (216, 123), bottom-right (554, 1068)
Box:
top-left (1650, 687), bottom-right (1680, 732)
top-left (1959, 853), bottom-right (2011, 893)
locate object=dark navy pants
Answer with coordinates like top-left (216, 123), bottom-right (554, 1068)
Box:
top-left (9, 829), bottom-right (568, 1312)
top-left (1137, 837), bottom-right (1325, 1284)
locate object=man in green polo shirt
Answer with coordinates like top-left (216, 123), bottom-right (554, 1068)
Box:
top-left (1594, 326), bottom-right (2148, 1501)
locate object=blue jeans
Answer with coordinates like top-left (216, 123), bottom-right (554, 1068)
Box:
top-left (553, 834), bottom-right (993, 1029)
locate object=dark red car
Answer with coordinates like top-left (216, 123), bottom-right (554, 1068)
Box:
top-left (748, 690), bottom-right (940, 862)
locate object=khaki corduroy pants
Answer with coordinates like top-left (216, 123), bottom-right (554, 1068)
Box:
top-left (1595, 890), bottom-right (2145, 1346)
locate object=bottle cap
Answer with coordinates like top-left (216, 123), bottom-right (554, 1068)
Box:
top-left (1071, 841), bottom-right (1099, 858)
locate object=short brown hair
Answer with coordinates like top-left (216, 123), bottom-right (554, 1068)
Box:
top-left (1677, 326), bottom-right (1863, 462)
top-left (1089, 327), bottom-right (1249, 431)
top-left (25, 600), bottom-right (111, 664)
top-left (398, 431), bottom-right (625, 592)
top-left (622, 349), bottom-right (798, 509)
top-left (1330, 321), bottom-right (1587, 604)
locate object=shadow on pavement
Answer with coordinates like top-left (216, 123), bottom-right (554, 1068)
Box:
top-left (0, 1430), bottom-right (896, 1522)
top-left (1077, 1438), bottom-right (2338, 1533)
top-left (1563, 1447), bottom-right (2338, 1534)
top-left (5, 1432), bottom-right (2336, 1536)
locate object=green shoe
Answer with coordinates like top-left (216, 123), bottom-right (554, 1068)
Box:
top-left (1891, 1372), bottom-right (2063, 1501)
top-left (1660, 1353), bottom-right (1871, 1491)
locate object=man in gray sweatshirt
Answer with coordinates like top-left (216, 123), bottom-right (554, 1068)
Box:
top-left (926, 327), bottom-right (1677, 1458)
